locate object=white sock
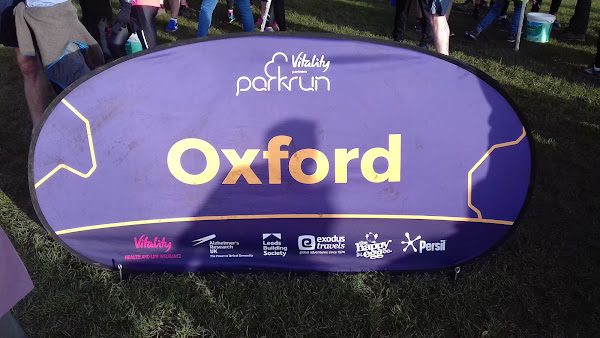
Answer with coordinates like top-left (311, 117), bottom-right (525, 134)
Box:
top-left (171, 17), bottom-right (178, 23)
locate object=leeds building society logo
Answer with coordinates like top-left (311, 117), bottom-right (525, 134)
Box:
top-left (401, 232), bottom-right (447, 254)
top-left (236, 52), bottom-right (331, 96)
top-left (355, 232), bottom-right (392, 260)
top-left (263, 233), bottom-right (288, 257)
top-left (298, 235), bottom-right (346, 255)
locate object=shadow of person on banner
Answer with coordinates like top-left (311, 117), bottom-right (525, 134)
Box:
top-left (378, 75), bottom-right (530, 274)
top-left (179, 118), bottom-right (335, 272)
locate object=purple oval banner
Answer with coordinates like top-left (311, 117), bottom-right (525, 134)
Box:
top-left (30, 34), bottom-right (532, 272)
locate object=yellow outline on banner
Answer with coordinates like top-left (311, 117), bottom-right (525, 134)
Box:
top-left (55, 214), bottom-right (513, 235)
top-left (467, 127), bottom-right (526, 219)
top-left (34, 99), bottom-right (97, 189)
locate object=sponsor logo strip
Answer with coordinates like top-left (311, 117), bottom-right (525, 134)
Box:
top-left (55, 214), bottom-right (513, 235)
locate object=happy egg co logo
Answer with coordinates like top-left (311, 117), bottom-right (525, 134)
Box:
top-left (236, 52), bottom-right (331, 96)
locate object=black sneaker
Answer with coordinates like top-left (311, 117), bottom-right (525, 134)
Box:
top-left (583, 66), bottom-right (600, 80)
top-left (415, 17), bottom-right (423, 32)
top-left (465, 30), bottom-right (480, 40)
top-left (497, 16), bottom-right (507, 27)
top-left (179, 5), bottom-right (190, 18)
top-left (506, 34), bottom-right (516, 43)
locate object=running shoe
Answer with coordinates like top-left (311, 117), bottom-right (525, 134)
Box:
top-left (553, 20), bottom-right (561, 28)
top-left (272, 21), bottom-right (280, 31)
top-left (228, 12), bottom-right (235, 23)
top-left (255, 16), bottom-right (263, 28)
top-left (497, 16), bottom-right (507, 27)
top-left (506, 34), bottom-right (516, 43)
top-left (180, 5), bottom-right (190, 18)
top-left (465, 30), bottom-right (480, 40)
top-left (166, 18), bottom-right (178, 32)
top-left (415, 17), bottom-right (423, 31)
top-left (583, 66), bottom-right (600, 80)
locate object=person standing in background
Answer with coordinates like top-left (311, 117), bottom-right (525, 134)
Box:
top-left (166, 0), bottom-right (189, 32)
top-left (197, 0), bottom-right (253, 37)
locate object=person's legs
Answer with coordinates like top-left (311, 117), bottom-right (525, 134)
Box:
top-left (237, 0), bottom-right (254, 32)
top-left (568, 0), bottom-right (591, 35)
top-left (583, 32), bottom-right (600, 79)
top-left (166, 0), bottom-right (180, 31)
top-left (427, 0), bottom-right (453, 55)
top-left (273, 0), bottom-right (286, 31)
top-left (79, 0), bottom-right (113, 62)
top-left (596, 32), bottom-right (600, 67)
top-left (134, 5), bottom-right (159, 49)
top-left (507, 0), bottom-right (523, 37)
top-left (393, 0), bottom-right (414, 41)
top-left (470, 0), bottom-right (504, 34)
top-left (197, 0), bottom-right (219, 37)
top-left (549, 0), bottom-right (561, 14)
top-left (416, 0), bottom-right (432, 47)
top-left (169, 0), bottom-right (180, 18)
top-left (430, 14), bottom-right (450, 54)
top-left (15, 48), bottom-right (46, 128)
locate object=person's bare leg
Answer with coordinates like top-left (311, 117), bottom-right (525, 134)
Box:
top-left (429, 14), bottom-right (450, 55)
top-left (169, 0), bottom-right (180, 19)
top-left (446, 0), bottom-right (453, 19)
top-left (15, 49), bottom-right (46, 128)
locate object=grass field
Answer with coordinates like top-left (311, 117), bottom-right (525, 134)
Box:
top-left (1, 0), bottom-right (600, 336)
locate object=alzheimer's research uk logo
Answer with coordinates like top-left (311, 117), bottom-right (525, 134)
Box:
top-left (236, 52), bottom-right (331, 96)
top-left (356, 232), bottom-right (392, 260)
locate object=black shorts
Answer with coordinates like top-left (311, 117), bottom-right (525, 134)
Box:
top-left (0, 0), bottom-right (21, 47)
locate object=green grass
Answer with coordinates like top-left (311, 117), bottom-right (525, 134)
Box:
top-left (1, 0), bottom-right (600, 336)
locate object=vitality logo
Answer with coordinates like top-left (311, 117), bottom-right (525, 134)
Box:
top-left (402, 232), bottom-right (446, 254)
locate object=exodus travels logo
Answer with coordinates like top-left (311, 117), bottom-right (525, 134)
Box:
top-left (125, 235), bottom-right (181, 260)
top-left (263, 233), bottom-right (288, 257)
top-left (192, 234), bottom-right (253, 258)
top-left (298, 235), bottom-right (346, 255)
top-left (355, 232), bottom-right (392, 260)
top-left (401, 232), bottom-right (446, 254)
top-left (236, 52), bottom-right (331, 96)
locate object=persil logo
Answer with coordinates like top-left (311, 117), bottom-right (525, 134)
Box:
top-left (402, 233), bottom-right (446, 253)
top-left (236, 52), bottom-right (331, 96)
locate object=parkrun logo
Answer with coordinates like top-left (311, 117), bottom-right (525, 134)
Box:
top-left (236, 52), bottom-right (331, 96)
top-left (401, 232), bottom-right (447, 254)
top-left (134, 235), bottom-right (172, 252)
top-left (167, 135), bottom-right (401, 185)
top-left (355, 232), bottom-right (392, 260)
